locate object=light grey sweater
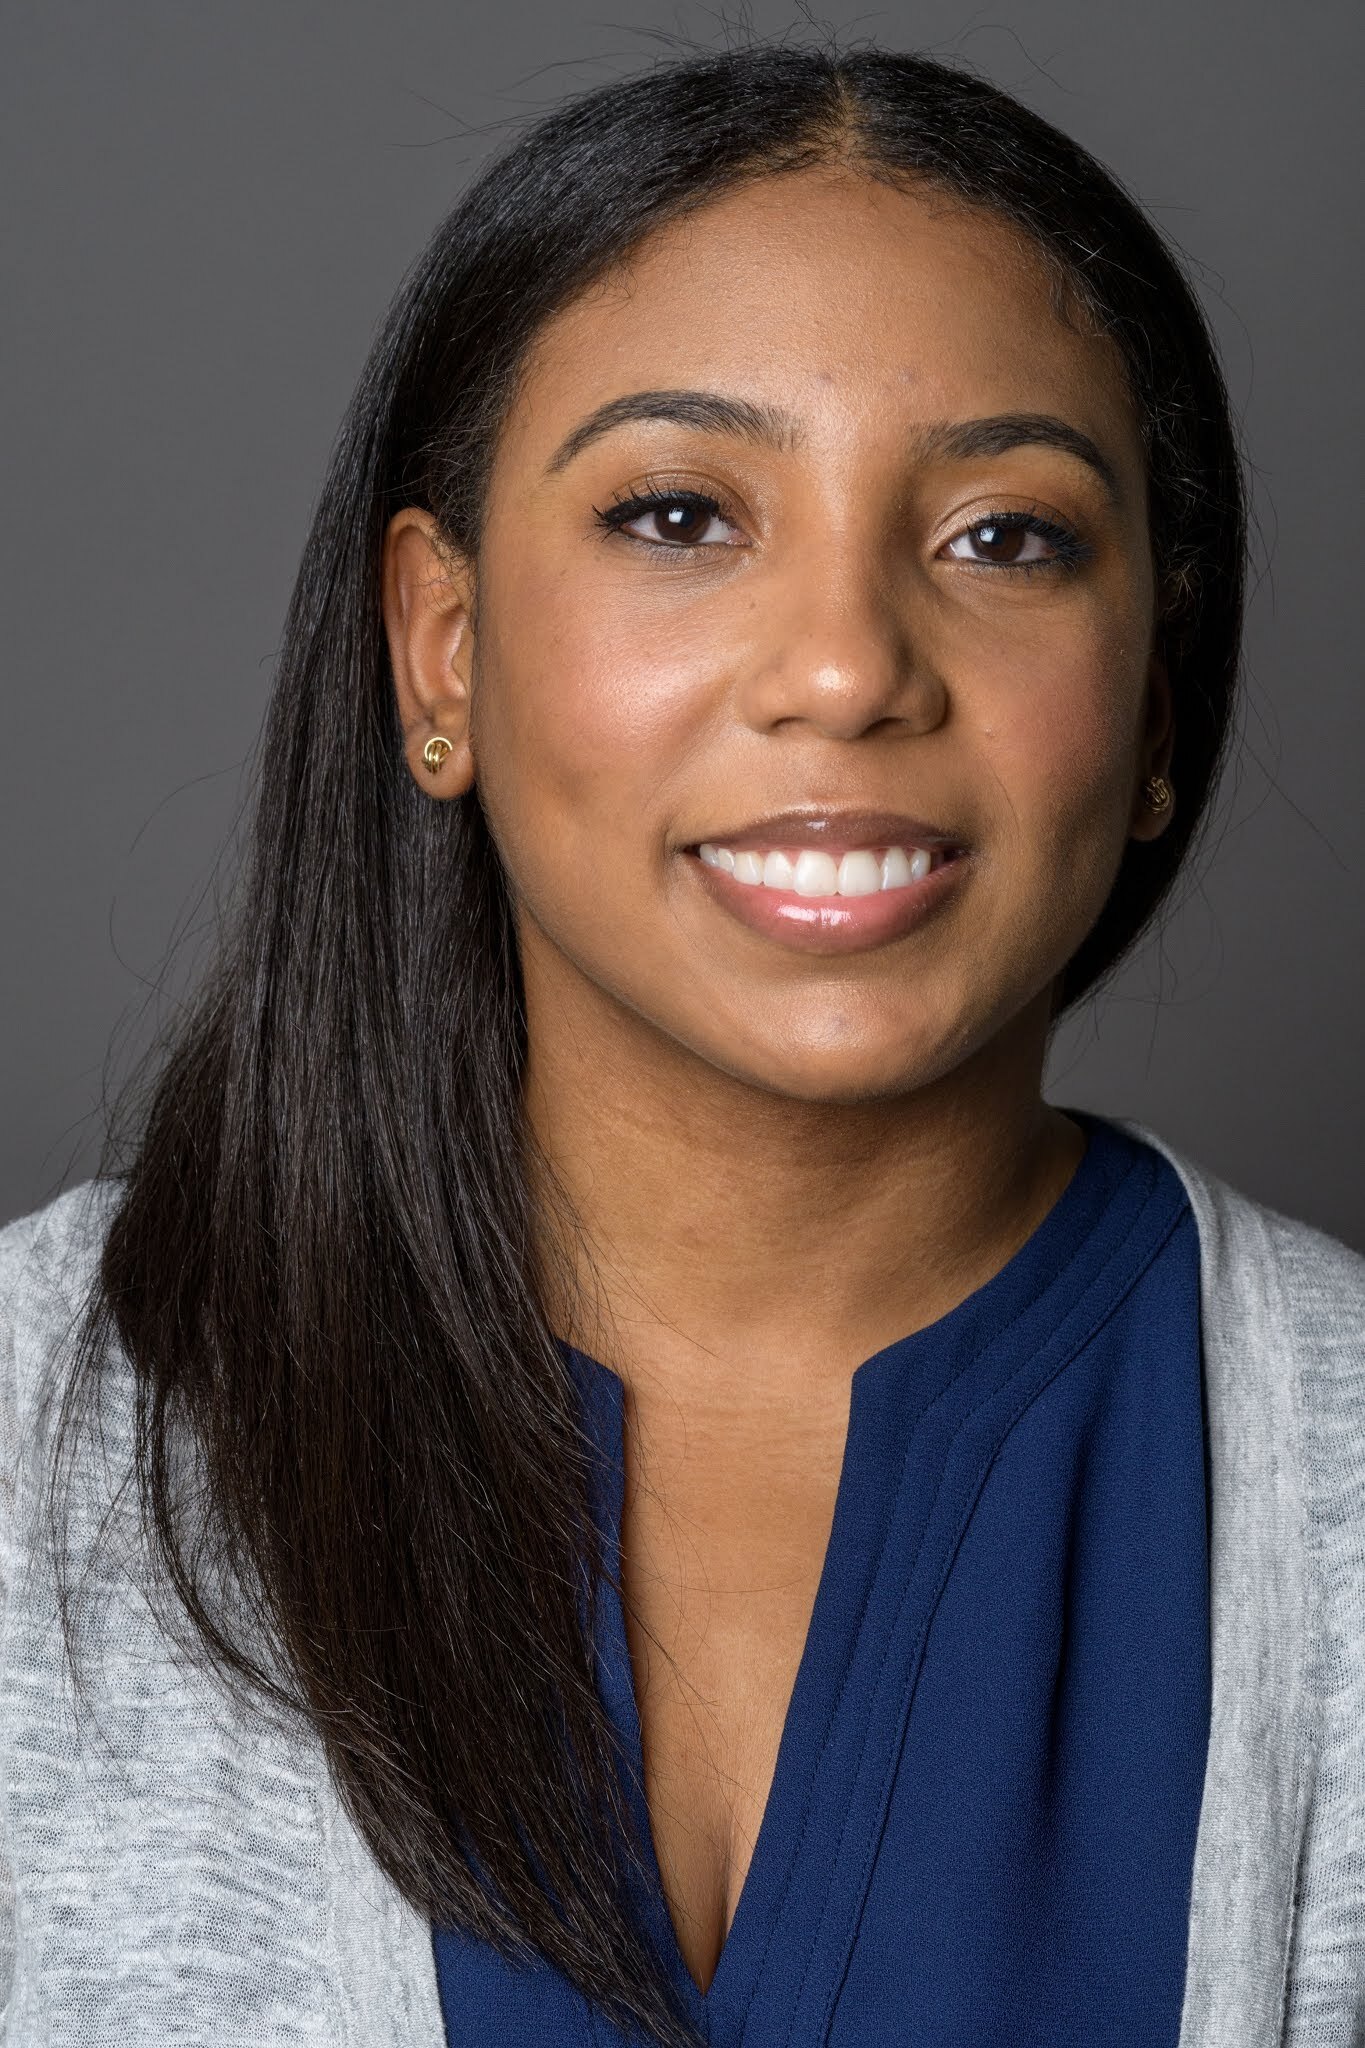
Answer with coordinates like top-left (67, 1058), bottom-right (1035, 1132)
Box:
top-left (1, 1120), bottom-right (1363, 2046)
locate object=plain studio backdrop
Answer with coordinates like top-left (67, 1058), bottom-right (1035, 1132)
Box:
top-left (2, 1), bottom-right (1361, 1246)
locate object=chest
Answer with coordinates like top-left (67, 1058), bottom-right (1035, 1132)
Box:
top-left (615, 1389), bottom-right (850, 1996)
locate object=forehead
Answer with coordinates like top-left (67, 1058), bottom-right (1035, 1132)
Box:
top-left (499, 167), bottom-right (1141, 473)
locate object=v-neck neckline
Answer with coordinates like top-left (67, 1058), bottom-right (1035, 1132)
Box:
top-left (562, 1112), bottom-right (1174, 2042)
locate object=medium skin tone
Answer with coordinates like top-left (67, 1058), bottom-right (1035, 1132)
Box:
top-left (382, 165), bottom-right (1175, 1995)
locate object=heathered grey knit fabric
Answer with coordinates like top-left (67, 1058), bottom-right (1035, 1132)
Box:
top-left (1120, 1120), bottom-right (1360, 2048)
top-left (0, 1177), bottom-right (448, 2048)
top-left (0, 1121), bottom-right (1362, 2046)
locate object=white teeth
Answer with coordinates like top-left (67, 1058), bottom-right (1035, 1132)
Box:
top-left (836, 849), bottom-right (882, 896)
top-left (793, 850), bottom-right (839, 896)
top-left (698, 841), bottom-right (943, 895)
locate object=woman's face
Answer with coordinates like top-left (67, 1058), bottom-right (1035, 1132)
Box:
top-left (393, 167), bottom-right (1173, 1103)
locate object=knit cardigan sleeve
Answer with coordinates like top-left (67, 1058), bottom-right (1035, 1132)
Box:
top-left (0, 1207), bottom-right (45, 2029)
top-left (1273, 1207), bottom-right (1365, 2045)
top-left (0, 1183), bottom-right (124, 2042)
top-left (0, 1181), bottom-right (450, 2048)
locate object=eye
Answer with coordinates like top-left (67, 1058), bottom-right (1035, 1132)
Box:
top-left (941, 510), bottom-right (1090, 575)
top-left (594, 487), bottom-right (740, 549)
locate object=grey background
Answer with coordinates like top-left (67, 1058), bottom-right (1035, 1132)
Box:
top-left (3, 2), bottom-right (1361, 1244)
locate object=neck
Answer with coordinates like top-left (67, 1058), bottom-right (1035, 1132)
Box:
top-left (522, 977), bottom-right (1083, 1404)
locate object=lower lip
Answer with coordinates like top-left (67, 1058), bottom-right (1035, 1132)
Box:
top-left (684, 849), bottom-right (971, 955)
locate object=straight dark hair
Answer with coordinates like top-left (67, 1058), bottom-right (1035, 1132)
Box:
top-left (47, 38), bottom-right (1247, 2048)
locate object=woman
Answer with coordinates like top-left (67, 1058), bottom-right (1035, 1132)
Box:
top-left (2, 38), bottom-right (1362, 2048)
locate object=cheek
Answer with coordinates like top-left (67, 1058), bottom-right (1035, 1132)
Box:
top-left (973, 624), bottom-right (1144, 865)
top-left (470, 552), bottom-right (706, 892)
top-left (958, 613), bottom-right (1150, 986)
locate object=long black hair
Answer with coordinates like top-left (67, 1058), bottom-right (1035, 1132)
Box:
top-left (47, 38), bottom-right (1247, 2047)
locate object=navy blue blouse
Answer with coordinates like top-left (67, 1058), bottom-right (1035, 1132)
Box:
top-left (433, 1111), bottom-right (1211, 2045)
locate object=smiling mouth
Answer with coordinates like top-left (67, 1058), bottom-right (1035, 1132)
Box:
top-left (694, 841), bottom-right (960, 897)
top-left (680, 804), bottom-right (973, 954)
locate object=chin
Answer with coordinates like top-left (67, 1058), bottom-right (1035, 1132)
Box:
top-left (711, 967), bottom-right (1051, 1103)
top-left (702, 1023), bottom-right (968, 1107)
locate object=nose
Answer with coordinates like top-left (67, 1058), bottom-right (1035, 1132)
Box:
top-left (736, 533), bottom-right (949, 741)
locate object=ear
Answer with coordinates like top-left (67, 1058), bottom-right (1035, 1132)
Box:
top-left (382, 507), bottom-right (476, 799)
top-left (1127, 650), bottom-right (1176, 843)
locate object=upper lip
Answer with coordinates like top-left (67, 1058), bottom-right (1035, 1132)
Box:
top-left (687, 808), bottom-right (967, 853)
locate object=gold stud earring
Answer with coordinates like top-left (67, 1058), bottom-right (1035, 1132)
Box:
top-left (1142, 773), bottom-right (1172, 815)
top-left (423, 736), bottom-right (454, 776)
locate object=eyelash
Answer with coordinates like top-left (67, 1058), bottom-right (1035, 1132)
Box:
top-left (592, 485), bottom-right (1093, 576)
top-left (945, 508), bottom-right (1092, 576)
top-left (593, 483), bottom-right (732, 547)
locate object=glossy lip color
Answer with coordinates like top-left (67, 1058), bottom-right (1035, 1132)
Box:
top-left (684, 846), bottom-right (972, 955)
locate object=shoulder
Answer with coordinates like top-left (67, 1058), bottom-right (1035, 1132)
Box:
top-left (1108, 1116), bottom-right (1365, 1335)
top-left (1, 1176), bottom-right (125, 1454)
top-left (1, 1176), bottom-right (124, 1337)
top-left (1110, 1115), bottom-right (1364, 1560)
top-left (1112, 1129), bottom-right (1365, 2012)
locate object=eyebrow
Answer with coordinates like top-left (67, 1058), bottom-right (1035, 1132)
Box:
top-left (914, 412), bottom-right (1124, 508)
top-left (545, 389), bottom-right (799, 473)
top-left (543, 387), bottom-right (1123, 506)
